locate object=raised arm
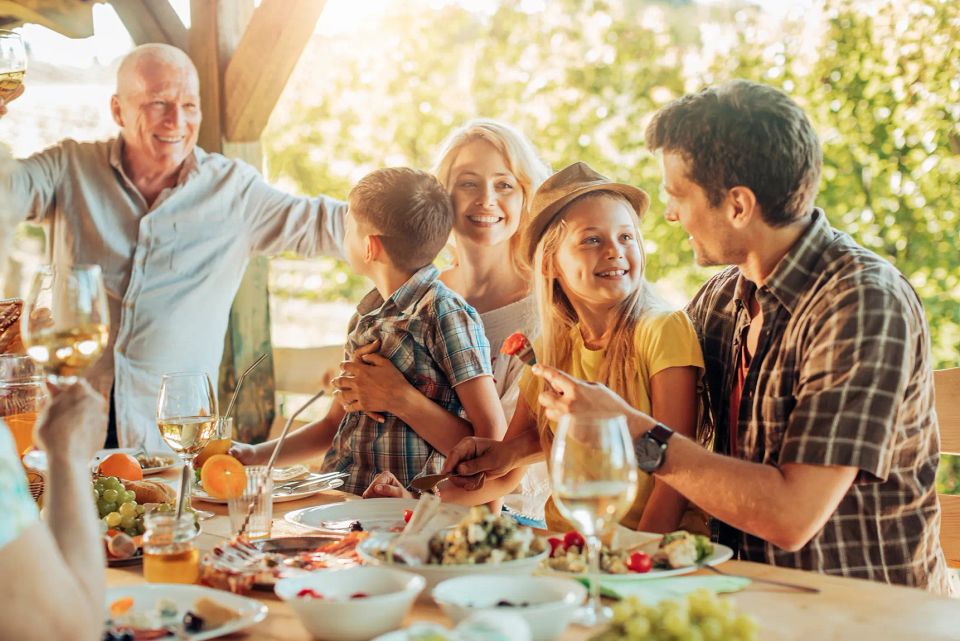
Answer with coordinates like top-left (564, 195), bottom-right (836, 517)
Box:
top-left (231, 399), bottom-right (346, 467)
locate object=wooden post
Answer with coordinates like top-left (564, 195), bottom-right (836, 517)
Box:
top-left (188, 0), bottom-right (276, 444)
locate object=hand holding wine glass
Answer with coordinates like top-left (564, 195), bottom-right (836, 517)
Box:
top-left (550, 412), bottom-right (639, 627)
top-left (21, 265), bottom-right (110, 385)
top-left (0, 30), bottom-right (26, 112)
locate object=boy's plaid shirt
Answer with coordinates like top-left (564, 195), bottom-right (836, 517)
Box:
top-left (686, 209), bottom-right (951, 594)
top-left (321, 265), bottom-right (491, 495)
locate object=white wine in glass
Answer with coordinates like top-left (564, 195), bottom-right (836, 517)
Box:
top-left (157, 372), bottom-right (217, 518)
top-left (21, 265), bottom-right (110, 385)
top-left (551, 412), bottom-right (638, 627)
top-left (0, 30), bottom-right (26, 101)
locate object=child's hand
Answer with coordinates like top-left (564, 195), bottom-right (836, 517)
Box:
top-left (362, 471), bottom-right (413, 499)
top-left (227, 442), bottom-right (260, 464)
top-left (532, 364), bottom-right (635, 423)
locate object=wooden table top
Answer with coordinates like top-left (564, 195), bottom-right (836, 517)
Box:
top-left (106, 478), bottom-right (960, 641)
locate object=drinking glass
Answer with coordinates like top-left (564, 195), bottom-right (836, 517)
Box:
top-left (0, 354), bottom-right (47, 457)
top-left (157, 372), bottom-right (217, 513)
top-left (227, 464), bottom-right (273, 539)
top-left (550, 413), bottom-right (639, 626)
top-left (21, 265), bottom-right (109, 385)
top-left (0, 30), bottom-right (26, 102)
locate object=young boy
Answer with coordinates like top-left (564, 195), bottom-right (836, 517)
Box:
top-left (233, 168), bottom-right (506, 494)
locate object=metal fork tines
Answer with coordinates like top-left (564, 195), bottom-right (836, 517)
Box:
top-left (211, 538), bottom-right (265, 571)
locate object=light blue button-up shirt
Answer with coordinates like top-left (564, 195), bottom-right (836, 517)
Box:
top-left (6, 137), bottom-right (346, 450)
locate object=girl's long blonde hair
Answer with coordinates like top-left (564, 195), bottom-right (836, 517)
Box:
top-left (532, 191), bottom-right (670, 444)
top-left (432, 119), bottom-right (551, 278)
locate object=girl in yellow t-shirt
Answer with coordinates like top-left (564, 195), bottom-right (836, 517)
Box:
top-left (515, 163), bottom-right (705, 533)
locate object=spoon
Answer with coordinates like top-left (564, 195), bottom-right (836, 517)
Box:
top-left (408, 472), bottom-right (458, 494)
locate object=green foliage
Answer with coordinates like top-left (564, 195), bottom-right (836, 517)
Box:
top-left (263, 0), bottom-right (960, 487)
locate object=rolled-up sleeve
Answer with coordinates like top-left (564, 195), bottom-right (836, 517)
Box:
top-left (5, 144), bottom-right (66, 224)
top-left (240, 163), bottom-right (346, 259)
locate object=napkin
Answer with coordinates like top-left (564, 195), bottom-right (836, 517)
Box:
top-left (578, 574), bottom-right (751, 603)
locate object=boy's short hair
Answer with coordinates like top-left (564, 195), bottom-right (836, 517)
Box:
top-left (645, 80), bottom-right (822, 227)
top-left (349, 167), bottom-right (454, 271)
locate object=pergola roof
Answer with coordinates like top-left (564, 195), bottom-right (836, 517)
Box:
top-left (0, 0), bottom-right (105, 39)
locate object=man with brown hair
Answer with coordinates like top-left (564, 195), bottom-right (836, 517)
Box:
top-left (233, 167), bottom-right (506, 494)
top-left (445, 80), bottom-right (952, 593)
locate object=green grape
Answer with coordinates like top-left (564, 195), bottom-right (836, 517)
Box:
top-left (121, 491), bottom-right (136, 504)
top-left (96, 499), bottom-right (112, 516)
top-left (101, 488), bottom-right (119, 503)
top-left (105, 511), bottom-right (122, 527)
top-left (135, 505), bottom-right (145, 515)
top-left (119, 502), bottom-right (137, 517)
top-left (120, 515), bottom-right (135, 529)
top-left (102, 502), bottom-right (118, 515)
top-left (103, 477), bottom-right (122, 491)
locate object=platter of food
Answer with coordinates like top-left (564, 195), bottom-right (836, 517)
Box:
top-left (542, 529), bottom-right (733, 581)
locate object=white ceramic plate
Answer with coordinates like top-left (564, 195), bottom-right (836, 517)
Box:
top-left (104, 583), bottom-right (267, 640)
top-left (285, 497), bottom-right (468, 533)
top-left (22, 447), bottom-right (179, 475)
top-left (193, 476), bottom-right (344, 504)
top-left (540, 542), bottom-right (734, 582)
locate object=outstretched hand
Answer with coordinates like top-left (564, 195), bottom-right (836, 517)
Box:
top-left (532, 364), bottom-right (635, 423)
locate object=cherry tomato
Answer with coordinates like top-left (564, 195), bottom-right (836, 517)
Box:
top-left (297, 588), bottom-right (323, 598)
top-left (547, 537), bottom-right (565, 558)
top-left (627, 551), bottom-right (653, 573)
top-left (403, 509), bottom-right (414, 523)
top-left (563, 530), bottom-right (585, 550)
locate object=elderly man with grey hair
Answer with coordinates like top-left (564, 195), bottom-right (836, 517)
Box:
top-left (0, 43), bottom-right (346, 451)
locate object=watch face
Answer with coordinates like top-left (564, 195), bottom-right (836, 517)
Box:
top-left (635, 435), bottom-right (664, 473)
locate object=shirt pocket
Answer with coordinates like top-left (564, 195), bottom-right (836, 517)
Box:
top-left (760, 394), bottom-right (795, 463)
top-left (169, 214), bottom-right (237, 275)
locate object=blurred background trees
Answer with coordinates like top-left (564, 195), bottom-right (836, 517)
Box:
top-left (261, 0), bottom-right (959, 488)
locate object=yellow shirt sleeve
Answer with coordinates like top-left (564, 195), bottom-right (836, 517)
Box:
top-left (636, 310), bottom-right (705, 377)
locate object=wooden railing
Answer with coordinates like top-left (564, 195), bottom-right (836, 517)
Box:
top-left (935, 368), bottom-right (960, 569)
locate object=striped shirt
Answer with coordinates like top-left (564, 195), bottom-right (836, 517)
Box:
top-left (686, 208), bottom-right (951, 594)
top-left (321, 264), bottom-right (491, 494)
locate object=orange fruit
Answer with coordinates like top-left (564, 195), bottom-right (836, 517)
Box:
top-left (195, 438), bottom-right (233, 468)
top-left (200, 454), bottom-right (246, 499)
top-left (98, 453), bottom-right (143, 481)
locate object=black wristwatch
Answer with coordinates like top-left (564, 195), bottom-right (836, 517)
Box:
top-left (634, 422), bottom-right (674, 473)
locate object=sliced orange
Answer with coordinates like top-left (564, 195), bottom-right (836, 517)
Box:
top-left (98, 453), bottom-right (143, 481)
top-left (109, 596), bottom-right (134, 618)
top-left (200, 454), bottom-right (246, 499)
top-left (195, 438), bottom-right (233, 467)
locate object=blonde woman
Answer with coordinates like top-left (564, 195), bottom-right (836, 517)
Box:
top-left (439, 162), bottom-right (706, 534)
top-left (338, 120), bottom-right (552, 520)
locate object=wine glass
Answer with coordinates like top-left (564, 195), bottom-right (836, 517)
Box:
top-left (550, 412), bottom-right (639, 626)
top-left (157, 373), bottom-right (218, 517)
top-left (21, 265), bottom-right (110, 385)
top-left (0, 30), bottom-right (27, 102)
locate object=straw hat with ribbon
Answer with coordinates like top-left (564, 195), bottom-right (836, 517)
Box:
top-left (522, 161), bottom-right (650, 262)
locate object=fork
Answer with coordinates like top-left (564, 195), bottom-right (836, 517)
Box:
top-left (701, 562), bottom-right (820, 593)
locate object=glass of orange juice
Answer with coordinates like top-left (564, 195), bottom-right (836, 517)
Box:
top-left (0, 354), bottom-right (47, 457)
top-left (143, 509), bottom-right (200, 584)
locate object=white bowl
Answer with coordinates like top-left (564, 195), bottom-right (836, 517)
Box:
top-left (432, 575), bottom-right (586, 641)
top-left (275, 567), bottom-right (425, 641)
top-left (357, 538), bottom-right (548, 600)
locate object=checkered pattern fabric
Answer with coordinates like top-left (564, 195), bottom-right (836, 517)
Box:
top-left (686, 209), bottom-right (951, 594)
top-left (321, 265), bottom-right (491, 494)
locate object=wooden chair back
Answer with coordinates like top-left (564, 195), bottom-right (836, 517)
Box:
top-left (935, 368), bottom-right (960, 568)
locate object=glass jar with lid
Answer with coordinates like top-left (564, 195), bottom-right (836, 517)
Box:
top-left (143, 509), bottom-right (199, 584)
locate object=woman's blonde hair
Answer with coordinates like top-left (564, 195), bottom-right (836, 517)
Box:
top-left (532, 190), bottom-right (670, 444)
top-left (432, 119), bottom-right (551, 278)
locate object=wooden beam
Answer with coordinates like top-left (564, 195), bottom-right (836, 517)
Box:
top-left (109, 0), bottom-right (187, 50)
top-left (0, 0), bottom-right (98, 38)
top-left (222, 0), bottom-right (326, 142)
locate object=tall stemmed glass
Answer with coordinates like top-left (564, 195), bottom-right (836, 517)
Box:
top-left (21, 265), bottom-right (110, 385)
top-left (157, 373), bottom-right (217, 517)
top-left (550, 413), bottom-right (639, 627)
top-left (0, 30), bottom-right (27, 102)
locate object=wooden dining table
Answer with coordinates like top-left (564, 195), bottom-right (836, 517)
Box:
top-left (106, 473), bottom-right (960, 641)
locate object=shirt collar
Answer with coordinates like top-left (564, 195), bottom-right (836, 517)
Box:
top-left (356, 264), bottom-right (441, 317)
top-left (110, 136), bottom-right (200, 186)
top-left (734, 208), bottom-right (833, 316)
